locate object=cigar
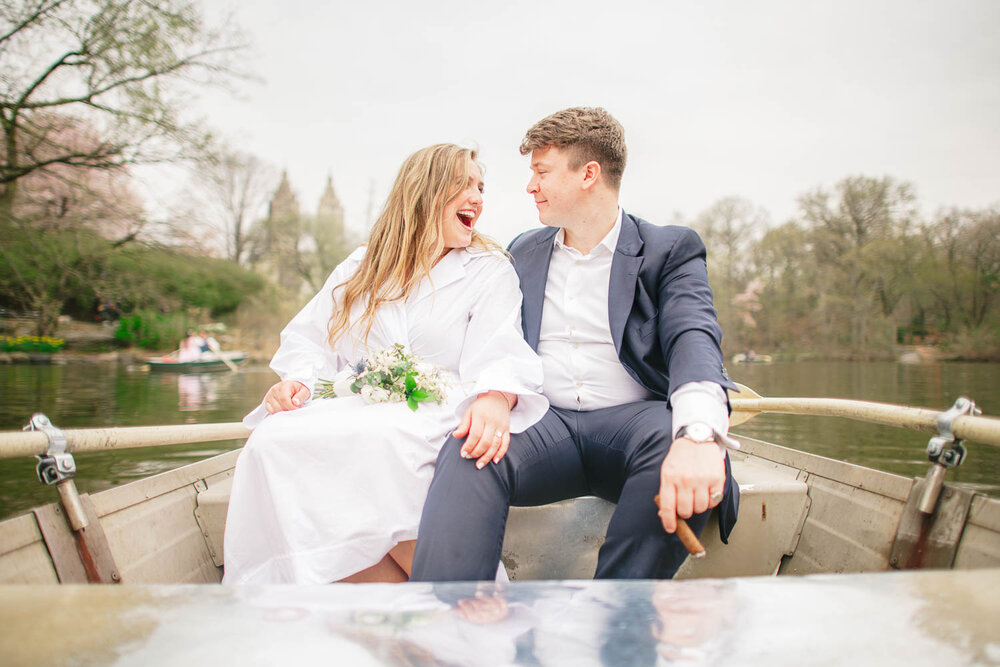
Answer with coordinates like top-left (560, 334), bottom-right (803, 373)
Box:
top-left (654, 494), bottom-right (706, 558)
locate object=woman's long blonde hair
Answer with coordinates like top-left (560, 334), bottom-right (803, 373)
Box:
top-left (328, 143), bottom-right (502, 345)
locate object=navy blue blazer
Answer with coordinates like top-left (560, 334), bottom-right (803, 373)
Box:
top-left (507, 211), bottom-right (739, 542)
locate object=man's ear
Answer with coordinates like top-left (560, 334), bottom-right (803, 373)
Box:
top-left (580, 160), bottom-right (602, 191)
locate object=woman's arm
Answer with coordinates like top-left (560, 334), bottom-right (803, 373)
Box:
top-left (454, 256), bottom-right (548, 468)
top-left (243, 249), bottom-right (363, 426)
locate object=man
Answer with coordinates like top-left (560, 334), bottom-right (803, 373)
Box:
top-left (412, 107), bottom-right (738, 580)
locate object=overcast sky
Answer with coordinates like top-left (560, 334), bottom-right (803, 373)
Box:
top-left (185, 0), bottom-right (1000, 246)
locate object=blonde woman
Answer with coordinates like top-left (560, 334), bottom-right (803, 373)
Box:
top-left (222, 144), bottom-right (548, 585)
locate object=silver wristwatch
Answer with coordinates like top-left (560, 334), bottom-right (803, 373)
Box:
top-left (676, 423), bottom-right (741, 451)
top-left (675, 422), bottom-right (717, 444)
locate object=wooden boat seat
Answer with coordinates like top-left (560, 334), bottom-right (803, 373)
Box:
top-left (195, 442), bottom-right (811, 580)
top-left (497, 449), bottom-right (811, 580)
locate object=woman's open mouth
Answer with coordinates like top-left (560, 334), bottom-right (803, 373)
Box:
top-left (457, 210), bottom-right (475, 230)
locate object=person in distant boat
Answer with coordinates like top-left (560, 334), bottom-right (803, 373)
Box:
top-left (177, 330), bottom-right (202, 362)
top-left (412, 107), bottom-right (739, 582)
top-left (198, 330), bottom-right (220, 355)
top-left (222, 144), bottom-right (548, 585)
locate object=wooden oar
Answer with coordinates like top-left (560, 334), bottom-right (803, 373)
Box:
top-left (0, 422), bottom-right (250, 459)
top-left (206, 339), bottom-right (239, 373)
top-left (728, 383), bottom-right (1000, 446)
top-left (0, 385), bottom-right (997, 459)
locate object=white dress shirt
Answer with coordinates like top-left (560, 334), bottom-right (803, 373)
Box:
top-left (537, 209), bottom-right (733, 446)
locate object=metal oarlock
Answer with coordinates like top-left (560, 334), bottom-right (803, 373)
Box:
top-left (26, 413), bottom-right (76, 485)
top-left (919, 397), bottom-right (980, 515)
top-left (25, 414), bottom-right (88, 531)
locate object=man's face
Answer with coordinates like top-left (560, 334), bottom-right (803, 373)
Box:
top-left (526, 146), bottom-right (586, 228)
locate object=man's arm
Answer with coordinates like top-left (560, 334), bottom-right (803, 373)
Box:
top-left (653, 228), bottom-right (734, 532)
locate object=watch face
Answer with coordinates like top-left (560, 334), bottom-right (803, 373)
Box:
top-left (685, 423), bottom-right (714, 442)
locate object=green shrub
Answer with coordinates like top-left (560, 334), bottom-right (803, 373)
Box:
top-left (114, 310), bottom-right (189, 350)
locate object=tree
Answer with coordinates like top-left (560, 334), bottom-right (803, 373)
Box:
top-left (1, 0), bottom-right (244, 215)
top-left (191, 144), bottom-right (277, 265)
top-left (920, 207), bottom-right (1000, 332)
top-left (797, 176), bottom-right (917, 349)
top-left (750, 221), bottom-right (820, 350)
top-left (693, 196), bottom-right (768, 353)
top-left (0, 116), bottom-right (147, 333)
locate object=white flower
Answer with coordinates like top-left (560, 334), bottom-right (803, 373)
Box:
top-left (370, 387), bottom-right (391, 403)
top-left (333, 377), bottom-right (354, 398)
top-left (360, 385), bottom-right (375, 403)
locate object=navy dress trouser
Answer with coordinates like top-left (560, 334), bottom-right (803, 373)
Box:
top-left (410, 400), bottom-right (715, 581)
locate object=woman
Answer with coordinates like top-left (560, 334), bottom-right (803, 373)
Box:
top-left (222, 144), bottom-right (547, 584)
top-left (177, 331), bottom-right (202, 362)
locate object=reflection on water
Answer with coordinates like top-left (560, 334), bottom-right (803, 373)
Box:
top-left (13, 572), bottom-right (989, 665)
top-left (0, 363), bottom-right (274, 520)
top-left (0, 360), bottom-right (998, 521)
top-left (176, 373), bottom-right (219, 416)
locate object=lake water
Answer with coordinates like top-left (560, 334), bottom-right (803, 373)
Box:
top-left (1, 360), bottom-right (998, 521)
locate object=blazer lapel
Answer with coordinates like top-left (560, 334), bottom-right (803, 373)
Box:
top-left (609, 213), bottom-right (644, 354)
top-left (516, 230), bottom-right (557, 351)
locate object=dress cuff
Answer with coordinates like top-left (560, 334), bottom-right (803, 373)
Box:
top-left (242, 378), bottom-right (315, 430)
top-left (453, 368), bottom-right (549, 433)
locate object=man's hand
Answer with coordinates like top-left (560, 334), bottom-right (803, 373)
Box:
top-left (453, 592), bottom-right (510, 625)
top-left (657, 437), bottom-right (725, 533)
top-left (453, 391), bottom-right (514, 469)
top-left (263, 380), bottom-right (310, 414)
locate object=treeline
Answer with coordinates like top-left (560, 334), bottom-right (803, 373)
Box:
top-left (693, 176), bottom-right (1000, 360)
top-left (0, 220), bottom-right (266, 336)
top-left (0, 1), bottom-right (353, 347)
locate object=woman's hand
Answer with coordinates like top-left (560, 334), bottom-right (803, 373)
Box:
top-left (263, 380), bottom-right (311, 414)
top-left (453, 390), bottom-right (516, 469)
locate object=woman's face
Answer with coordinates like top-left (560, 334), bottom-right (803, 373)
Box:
top-left (440, 160), bottom-right (484, 250)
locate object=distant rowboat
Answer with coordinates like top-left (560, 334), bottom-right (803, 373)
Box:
top-left (732, 352), bottom-right (772, 364)
top-left (146, 351), bottom-right (248, 372)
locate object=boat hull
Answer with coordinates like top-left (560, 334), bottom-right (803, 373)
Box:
top-left (146, 353), bottom-right (248, 372)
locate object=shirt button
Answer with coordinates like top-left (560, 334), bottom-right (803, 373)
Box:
top-left (576, 381), bottom-right (583, 387)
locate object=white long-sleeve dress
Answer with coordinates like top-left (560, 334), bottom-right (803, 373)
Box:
top-left (222, 246), bottom-right (548, 584)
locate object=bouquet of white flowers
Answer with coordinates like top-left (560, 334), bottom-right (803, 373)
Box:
top-left (314, 344), bottom-right (450, 411)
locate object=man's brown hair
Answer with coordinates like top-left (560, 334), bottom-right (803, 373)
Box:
top-left (519, 107), bottom-right (627, 190)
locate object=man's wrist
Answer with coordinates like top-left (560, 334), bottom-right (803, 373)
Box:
top-left (675, 422), bottom-right (740, 451)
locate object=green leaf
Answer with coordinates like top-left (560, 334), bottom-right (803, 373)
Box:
top-left (405, 372), bottom-right (417, 393)
top-left (407, 395), bottom-right (418, 411)
top-left (410, 389), bottom-right (429, 401)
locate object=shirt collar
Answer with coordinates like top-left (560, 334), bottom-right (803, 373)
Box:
top-left (553, 207), bottom-right (623, 256)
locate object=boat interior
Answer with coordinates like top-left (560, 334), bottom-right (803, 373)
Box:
top-left (2, 432), bottom-right (997, 585)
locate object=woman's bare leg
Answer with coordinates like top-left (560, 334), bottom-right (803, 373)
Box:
top-left (338, 554), bottom-right (408, 583)
top-left (388, 540), bottom-right (416, 576)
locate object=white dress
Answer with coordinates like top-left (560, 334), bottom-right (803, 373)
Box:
top-left (222, 246), bottom-right (548, 584)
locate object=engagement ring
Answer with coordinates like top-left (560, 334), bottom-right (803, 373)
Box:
top-left (710, 491), bottom-right (724, 504)
top-left (493, 430), bottom-right (503, 442)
